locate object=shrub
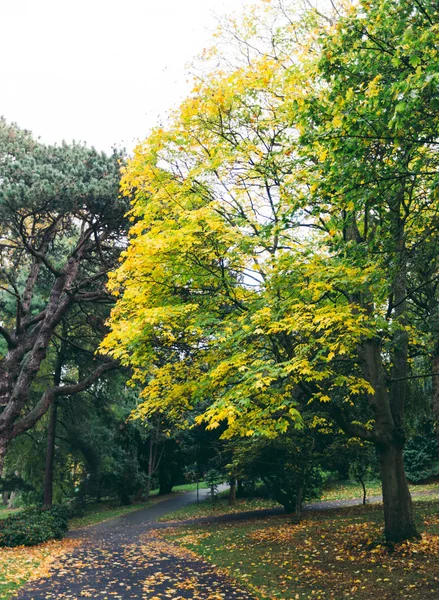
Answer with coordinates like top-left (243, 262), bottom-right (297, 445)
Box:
top-left (0, 505), bottom-right (69, 547)
top-left (404, 437), bottom-right (439, 483)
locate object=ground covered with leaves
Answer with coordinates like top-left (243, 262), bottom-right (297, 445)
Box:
top-left (163, 500), bottom-right (439, 599)
top-left (0, 538), bottom-right (79, 599)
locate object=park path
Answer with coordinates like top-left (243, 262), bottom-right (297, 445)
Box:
top-left (16, 488), bottom-right (255, 600)
top-left (15, 486), bottom-right (438, 599)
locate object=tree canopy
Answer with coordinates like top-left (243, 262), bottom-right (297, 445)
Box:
top-left (0, 119), bottom-right (127, 469)
top-left (102, 0), bottom-right (439, 542)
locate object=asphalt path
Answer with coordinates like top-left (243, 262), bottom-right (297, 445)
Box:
top-left (16, 487), bottom-right (255, 600)
top-left (15, 486), bottom-right (438, 599)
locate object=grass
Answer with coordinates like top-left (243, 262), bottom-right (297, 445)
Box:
top-left (68, 498), bottom-right (158, 529)
top-left (320, 479), bottom-right (439, 502)
top-left (0, 507), bottom-right (21, 521)
top-left (160, 496), bottom-right (279, 522)
top-left (163, 496), bottom-right (439, 600)
top-left (69, 482), bottom-right (207, 529)
top-left (159, 479), bottom-right (439, 522)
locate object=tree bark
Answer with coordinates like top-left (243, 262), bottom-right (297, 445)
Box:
top-left (228, 479), bottom-right (237, 505)
top-left (43, 345), bottom-right (64, 507)
top-left (295, 484), bottom-right (303, 520)
top-left (43, 400), bottom-right (58, 507)
top-left (359, 476), bottom-right (367, 505)
top-left (342, 196), bottom-right (419, 543)
top-left (0, 435), bottom-right (10, 476)
top-left (432, 347), bottom-right (439, 445)
top-left (377, 442), bottom-right (419, 543)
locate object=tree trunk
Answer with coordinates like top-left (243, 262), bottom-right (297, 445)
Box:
top-left (43, 346), bottom-right (64, 507)
top-left (144, 476), bottom-right (151, 501)
top-left (377, 442), bottom-right (419, 543)
top-left (295, 484), bottom-right (303, 520)
top-left (43, 400), bottom-right (58, 507)
top-left (359, 476), bottom-right (367, 505)
top-left (0, 435), bottom-right (9, 476)
top-left (432, 349), bottom-right (439, 445)
top-left (228, 479), bottom-right (237, 505)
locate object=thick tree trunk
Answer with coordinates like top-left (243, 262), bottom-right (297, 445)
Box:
top-left (43, 400), bottom-right (58, 507)
top-left (377, 442), bottom-right (419, 543)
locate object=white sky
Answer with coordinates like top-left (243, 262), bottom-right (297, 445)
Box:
top-left (0, 0), bottom-right (250, 153)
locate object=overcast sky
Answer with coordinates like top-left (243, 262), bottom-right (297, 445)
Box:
top-left (1, 0), bottom-right (249, 153)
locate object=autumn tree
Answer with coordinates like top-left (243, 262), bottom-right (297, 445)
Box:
top-left (0, 119), bottom-right (127, 471)
top-left (299, 0), bottom-right (439, 541)
top-left (103, 0), bottom-right (439, 542)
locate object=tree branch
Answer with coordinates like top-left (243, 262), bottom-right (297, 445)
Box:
top-left (11, 359), bottom-right (120, 437)
top-left (0, 326), bottom-right (17, 349)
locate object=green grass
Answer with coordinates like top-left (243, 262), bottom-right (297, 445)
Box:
top-left (68, 483), bottom-right (206, 529)
top-left (68, 499), bottom-right (158, 529)
top-left (321, 480), bottom-right (439, 502)
top-left (150, 481), bottom-right (208, 495)
top-left (0, 507), bottom-right (21, 521)
top-left (164, 498), bottom-right (439, 600)
top-left (160, 496), bottom-right (279, 522)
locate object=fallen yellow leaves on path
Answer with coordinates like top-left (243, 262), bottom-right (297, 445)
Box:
top-left (0, 538), bottom-right (80, 598)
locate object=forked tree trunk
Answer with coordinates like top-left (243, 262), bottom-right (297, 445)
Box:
top-left (377, 442), bottom-right (419, 543)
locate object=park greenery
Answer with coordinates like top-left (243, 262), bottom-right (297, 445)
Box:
top-left (0, 0), bottom-right (439, 597)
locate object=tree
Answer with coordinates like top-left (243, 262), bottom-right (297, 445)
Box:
top-left (299, 0), bottom-right (439, 541)
top-left (0, 119), bottom-right (127, 470)
top-left (230, 432), bottom-right (323, 518)
top-left (102, 0), bottom-right (439, 542)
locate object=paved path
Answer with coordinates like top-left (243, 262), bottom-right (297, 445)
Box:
top-left (17, 488), bottom-right (255, 600)
top-left (16, 486), bottom-right (438, 599)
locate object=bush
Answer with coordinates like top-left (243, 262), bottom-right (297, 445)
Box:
top-left (0, 505), bottom-right (70, 547)
top-left (404, 437), bottom-right (439, 483)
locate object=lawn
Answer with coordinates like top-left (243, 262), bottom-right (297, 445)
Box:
top-left (320, 480), bottom-right (439, 502)
top-left (159, 480), bottom-right (439, 522)
top-left (69, 482), bottom-right (208, 528)
top-left (0, 507), bottom-right (21, 521)
top-left (163, 497), bottom-right (439, 600)
top-left (160, 496), bottom-right (280, 522)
